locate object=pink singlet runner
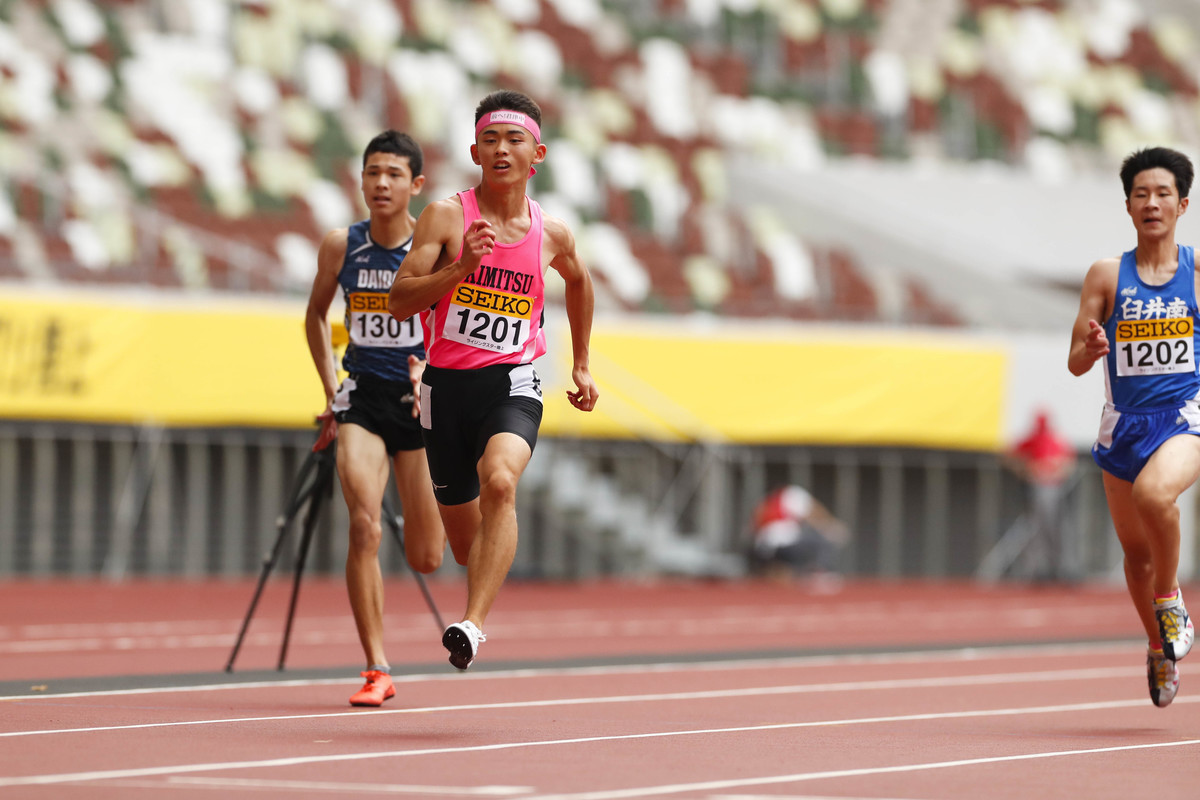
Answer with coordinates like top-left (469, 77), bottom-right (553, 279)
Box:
top-left (422, 189), bottom-right (547, 369)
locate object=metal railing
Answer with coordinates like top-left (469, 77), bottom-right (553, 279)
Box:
top-left (0, 419), bottom-right (1130, 582)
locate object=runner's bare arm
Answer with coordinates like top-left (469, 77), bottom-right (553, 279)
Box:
top-left (388, 199), bottom-right (491, 321)
top-left (305, 228), bottom-right (348, 449)
top-left (546, 216), bottom-right (598, 412)
top-left (1068, 258), bottom-right (1118, 376)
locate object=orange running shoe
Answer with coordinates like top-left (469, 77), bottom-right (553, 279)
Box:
top-left (349, 670), bottom-right (395, 707)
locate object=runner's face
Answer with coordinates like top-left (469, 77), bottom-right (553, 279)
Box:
top-left (1127, 167), bottom-right (1188, 238)
top-left (472, 124), bottom-right (543, 183)
top-left (361, 153), bottom-right (421, 215)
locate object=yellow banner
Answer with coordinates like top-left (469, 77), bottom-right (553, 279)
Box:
top-left (0, 292), bottom-right (1008, 449)
top-left (0, 290), bottom-right (320, 427)
top-left (541, 322), bottom-right (1008, 450)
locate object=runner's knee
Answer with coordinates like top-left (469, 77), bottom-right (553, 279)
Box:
top-left (406, 545), bottom-right (443, 573)
top-left (347, 510), bottom-right (383, 551)
top-left (1124, 549), bottom-right (1154, 578)
top-left (1132, 483), bottom-right (1179, 524)
top-left (479, 469), bottom-right (519, 509)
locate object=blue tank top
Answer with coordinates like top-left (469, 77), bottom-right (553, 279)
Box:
top-left (339, 220), bottom-right (425, 381)
top-left (1104, 245), bottom-right (1200, 409)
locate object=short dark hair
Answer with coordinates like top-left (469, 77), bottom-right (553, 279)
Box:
top-left (474, 90), bottom-right (542, 128)
top-left (1120, 147), bottom-right (1194, 199)
top-left (363, 130), bottom-right (423, 176)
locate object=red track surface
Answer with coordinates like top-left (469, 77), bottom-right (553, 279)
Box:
top-left (1, 577), bottom-right (1198, 799)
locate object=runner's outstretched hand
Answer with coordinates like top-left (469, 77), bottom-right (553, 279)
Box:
top-left (408, 354), bottom-right (426, 418)
top-left (313, 407), bottom-right (338, 451)
top-left (567, 367), bottom-right (599, 412)
top-left (1084, 319), bottom-right (1110, 363)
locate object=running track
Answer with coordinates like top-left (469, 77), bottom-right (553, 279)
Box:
top-left (1, 577), bottom-right (1198, 799)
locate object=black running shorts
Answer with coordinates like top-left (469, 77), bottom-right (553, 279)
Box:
top-left (332, 372), bottom-right (424, 455)
top-left (418, 363), bottom-right (544, 505)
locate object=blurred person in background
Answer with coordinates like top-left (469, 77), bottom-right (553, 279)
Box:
top-left (1006, 409), bottom-right (1077, 581)
top-left (388, 89), bottom-right (599, 670)
top-left (305, 130), bottom-right (445, 707)
top-left (746, 484), bottom-right (849, 590)
top-left (1068, 146), bottom-right (1198, 708)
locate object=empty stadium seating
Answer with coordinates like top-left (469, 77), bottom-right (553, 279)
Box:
top-left (0, 0), bottom-right (1193, 324)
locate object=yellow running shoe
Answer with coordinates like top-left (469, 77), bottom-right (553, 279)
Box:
top-left (1155, 593), bottom-right (1194, 662)
top-left (1148, 648), bottom-right (1180, 708)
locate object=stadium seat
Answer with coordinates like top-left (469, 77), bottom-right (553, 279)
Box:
top-left (5, 0), bottom-right (1198, 326)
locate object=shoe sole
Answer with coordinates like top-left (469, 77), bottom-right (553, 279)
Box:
top-left (1150, 677), bottom-right (1178, 708)
top-left (349, 688), bottom-right (396, 707)
top-left (1156, 604), bottom-right (1192, 661)
top-left (443, 626), bottom-right (475, 670)
top-left (1164, 641), bottom-right (1193, 661)
top-left (1150, 665), bottom-right (1180, 708)
top-left (1151, 691), bottom-right (1177, 708)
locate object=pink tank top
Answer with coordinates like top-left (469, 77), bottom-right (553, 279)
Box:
top-left (423, 189), bottom-right (547, 369)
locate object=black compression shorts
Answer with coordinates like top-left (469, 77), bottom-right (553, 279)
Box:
top-left (418, 363), bottom-right (544, 505)
top-left (332, 372), bottom-right (424, 455)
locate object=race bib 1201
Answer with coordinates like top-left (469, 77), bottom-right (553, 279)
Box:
top-left (441, 283), bottom-right (532, 354)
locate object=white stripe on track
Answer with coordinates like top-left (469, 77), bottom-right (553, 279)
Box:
top-left (0, 664), bottom-right (1157, 739)
top-left (1, 696), bottom-right (1196, 788)
top-left (519, 737), bottom-right (1200, 800)
top-left (1, 639), bottom-right (1137, 702)
top-left (115, 777), bottom-right (535, 795)
top-left (0, 602), bottom-right (1133, 653)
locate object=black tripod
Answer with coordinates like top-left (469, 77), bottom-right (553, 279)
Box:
top-left (225, 442), bottom-right (444, 672)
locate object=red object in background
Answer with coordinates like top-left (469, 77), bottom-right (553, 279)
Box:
top-left (1012, 411), bottom-right (1075, 485)
top-left (752, 486), bottom-right (813, 532)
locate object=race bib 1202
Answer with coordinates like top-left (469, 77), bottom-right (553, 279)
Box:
top-left (1114, 317), bottom-right (1195, 376)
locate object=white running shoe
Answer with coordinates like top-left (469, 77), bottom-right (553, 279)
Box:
top-left (1148, 648), bottom-right (1180, 708)
top-left (1155, 593), bottom-right (1194, 662)
top-left (443, 620), bottom-right (486, 670)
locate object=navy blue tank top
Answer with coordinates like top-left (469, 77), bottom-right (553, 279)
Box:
top-left (338, 220), bottom-right (425, 381)
top-left (1103, 245), bottom-right (1200, 409)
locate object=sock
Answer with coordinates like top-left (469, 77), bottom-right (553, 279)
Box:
top-left (368, 664), bottom-right (391, 675)
top-left (1155, 590), bottom-right (1180, 605)
top-left (1150, 644), bottom-right (1164, 654)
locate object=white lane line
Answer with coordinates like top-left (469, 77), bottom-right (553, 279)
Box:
top-left (0, 665), bottom-right (1143, 739)
top-left (0, 639), bottom-right (1138, 702)
top-left (520, 738), bottom-right (1200, 800)
top-left (0, 602), bottom-right (1134, 653)
top-left (104, 777), bottom-right (534, 795)
top-left (8, 599), bottom-right (1125, 639)
top-left (709, 796), bottom-right (922, 800)
top-left (0, 697), bottom-right (1195, 788)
